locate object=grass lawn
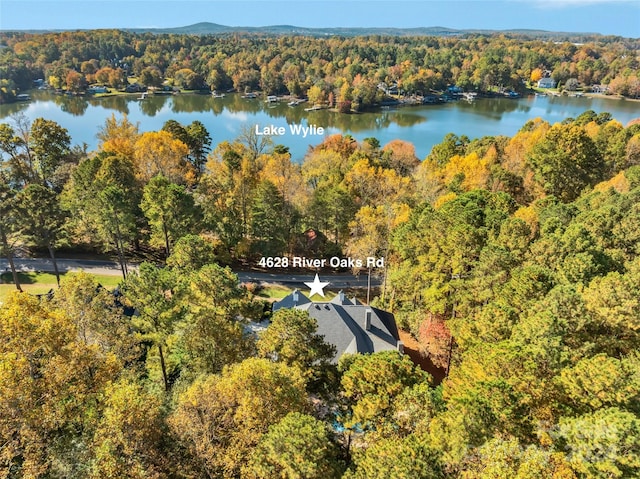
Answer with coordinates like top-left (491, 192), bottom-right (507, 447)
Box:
top-left (0, 272), bottom-right (122, 303)
top-left (256, 284), bottom-right (338, 301)
top-left (257, 284), bottom-right (293, 300)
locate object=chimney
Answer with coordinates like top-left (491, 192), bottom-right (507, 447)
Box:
top-left (397, 340), bottom-right (404, 353)
top-left (292, 289), bottom-right (299, 306)
top-left (338, 290), bottom-right (345, 302)
top-left (364, 309), bottom-right (372, 331)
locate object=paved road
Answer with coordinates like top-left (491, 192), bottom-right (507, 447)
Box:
top-left (0, 258), bottom-right (382, 288)
top-left (1, 258), bottom-right (127, 276)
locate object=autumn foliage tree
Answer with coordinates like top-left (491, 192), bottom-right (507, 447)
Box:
top-left (169, 358), bottom-right (308, 477)
top-left (0, 293), bottom-right (120, 477)
top-left (133, 130), bottom-right (192, 184)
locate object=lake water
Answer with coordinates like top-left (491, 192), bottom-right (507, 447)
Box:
top-left (1, 91), bottom-right (638, 162)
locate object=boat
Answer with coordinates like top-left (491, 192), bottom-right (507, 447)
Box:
top-left (266, 95), bottom-right (278, 103)
top-left (462, 92), bottom-right (477, 101)
top-left (242, 92), bottom-right (258, 99)
top-left (16, 94), bottom-right (31, 101)
top-left (212, 91), bottom-right (225, 98)
top-left (135, 92), bottom-right (147, 101)
top-left (288, 99), bottom-right (303, 106)
top-left (304, 105), bottom-right (322, 111)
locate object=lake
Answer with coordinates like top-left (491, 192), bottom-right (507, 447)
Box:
top-left (1, 91), bottom-right (638, 162)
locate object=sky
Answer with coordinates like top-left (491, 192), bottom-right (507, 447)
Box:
top-left (0, 0), bottom-right (638, 38)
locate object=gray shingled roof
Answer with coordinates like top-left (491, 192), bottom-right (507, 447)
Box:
top-left (272, 288), bottom-right (311, 309)
top-left (273, 292), bottom-right (401, 362)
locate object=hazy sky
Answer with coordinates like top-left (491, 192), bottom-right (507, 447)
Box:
top-left (1, 0), bottom-right (638, 37)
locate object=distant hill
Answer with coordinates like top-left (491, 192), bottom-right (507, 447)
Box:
top-left (126, 22), bottom-right (469, 37)
top-left (126, 22), bottom-right (600, 39)
top-left (5, 22), bottom-right (603, 39)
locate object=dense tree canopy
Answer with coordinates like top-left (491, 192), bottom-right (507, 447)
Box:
top-left (2, 29), bottom-right (638, 108)
top-left (1, 68), bottom-right (640, 477)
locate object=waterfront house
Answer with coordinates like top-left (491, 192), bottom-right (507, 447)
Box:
top-left (88, 85), bottom-right (109, 94)
top-left (272, 290), bottom-right (403, 362)
top-left (537, 78), bottom-right (557, 89)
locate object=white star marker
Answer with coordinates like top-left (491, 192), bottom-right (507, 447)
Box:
top-left (305, 273), bottom-right (330, 298)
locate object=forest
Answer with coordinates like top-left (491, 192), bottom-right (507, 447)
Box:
top-left (1, 30), bottom-right (639, 105)
top-left (1, 101), bottom-right (640, 477)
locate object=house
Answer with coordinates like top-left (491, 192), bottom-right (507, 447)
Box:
top-left (88, 85), bottom-right (109, 94)
top-left (272, 290), bottom-right (403, 362)
top-left (125, 83), bottom-right (146, 93)
top-left (422, 94), bottom-right (439, 104)
top-left (537, 78), bottom-right (557, 89)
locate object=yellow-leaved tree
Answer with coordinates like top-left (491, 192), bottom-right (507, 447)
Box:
top-left (169, 358), bottom-right (308, 478)
top-left (96, 113), bottom-right (140, 159)
top-left (133, 130), bottom-right (193, 185)
top-left (0, 293), bottom-right (121, 477)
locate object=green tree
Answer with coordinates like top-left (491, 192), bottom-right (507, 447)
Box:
top-left (0, 180), bottom-right (21, 291)
top-left (556, 408), bottom-right (640, 479)
top-left (122, 262), bottom-right (183, 391)
top-left (307, 183), bottom-right (358, 246)
top-left (558, 353), bottom-right (640, 414)
top-left (0, 118), bottom-right (32, 185)
top-left (161, 119), bottom-right (191, 147)
top-left (582, 261), bottom-right (640, 355)
top-left (16, 183), bottom-right (66, 285)
top-left (166, 234), bottom-right (220, 272)
top-left (257, 308), bottom-right (336, 383)
top-left (141, 174), bottom-right (201, 258)
top-left (443, 340), bottom-right (556, 442)
top-left (245, 412), bottom-right (344, 479)
top-left (250, 179), bottom-right (289, 256)
top-left (138, 66), bottom-right (163, 87)
top-left (527, 123), bottom-right (604, 202)
top-left (0, 115), bottom-right (73, 189)
top-left (463, 437), bottom-right (575, 479)
top-left (196, 161), bottom-right (245, 252)
top-left (29, 117), bottom-right (72, 187)
top-left (344, 433), bottom-right (444, 479)
top-left (339, 351), bottom-right (430, 430)
top-left (185, 120), bottom-right (212, 176)
top-left (176, 263), bottom-right (253, 377)
top-left (426, 133), bottom-right (469, 168)
top-left (174, 68), bottom-right (205, 90)
top-left (62, 152), bottom-right (140, 278)
top-left (162, 119), bottom-right (212, 178)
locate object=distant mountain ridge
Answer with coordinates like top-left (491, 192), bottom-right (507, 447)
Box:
top-left (127, 22), bottom-right (599, 38)
top-left (127, 22), bottom-right (465, 36)
top-left (4, 22), bottom-right (604, 39)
